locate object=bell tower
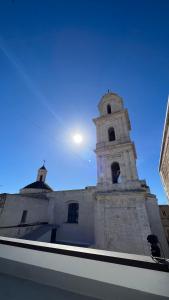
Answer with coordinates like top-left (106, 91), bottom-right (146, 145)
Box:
top-left (92, 91), bottom-right (169, 257)
top-left (93, 91), bottom-right (139, 190)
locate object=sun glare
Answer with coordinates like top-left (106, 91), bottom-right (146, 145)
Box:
top-left (73, 133), bottom-right (83, 144)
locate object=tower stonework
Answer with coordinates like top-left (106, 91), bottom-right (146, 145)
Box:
top-left (93, 92), bottom-right (169, 256)
top-left (93, 92), bottom-right (139, 190)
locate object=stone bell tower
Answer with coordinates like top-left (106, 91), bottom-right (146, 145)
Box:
top-left (93, 91), bottom-right (169, 257)
top-left (93, 91), bottom-right (139, 191)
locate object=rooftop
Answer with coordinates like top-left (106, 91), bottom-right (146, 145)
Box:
top-left (22, 181), bottom-right (53, 191)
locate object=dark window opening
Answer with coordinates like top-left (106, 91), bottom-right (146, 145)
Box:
top-left (67, 203), bottom-right (79, 223)
top-left (108, 127), bottom-right (116, 141)
top-left (163, 211), bottom-right (166, 216)
top-left (111, 162), bottom-right (120, 184)
top-left (107, 104), bottom-right (111, 114)
top-left (20, 210), bottom-right (27, 224)
top-left (50, 228), bottom-right (57, 243)
top-left (167, 230), bottom-right (169, 239)
top-left (39, 175), bottom-right (43, 181)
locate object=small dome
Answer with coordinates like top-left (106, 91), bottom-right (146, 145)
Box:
top-left (22, 181), bottom-right (52, 191)
top-left (39, 165), bottom-right (46, 170)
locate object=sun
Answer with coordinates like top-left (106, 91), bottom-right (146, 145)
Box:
top-left (73, 133), bottom-right (83, 144)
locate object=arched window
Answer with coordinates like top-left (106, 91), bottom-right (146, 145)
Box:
top-left (67, 203), bottom-right (79, 223)
top-left (108, 127), bottom-right (116, 141)
top-left (39, 175), bottom-right (43, 181)
top-left (107, 104), bottom-right (111, 114)
top-left (111, 162), bottom-right (120, 184)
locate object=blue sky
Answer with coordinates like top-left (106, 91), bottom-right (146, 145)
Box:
top-left (0, 0), bottom-right (169, 203)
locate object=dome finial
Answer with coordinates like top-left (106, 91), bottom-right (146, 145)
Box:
top-left (39, 160), bottom-right (47, 171)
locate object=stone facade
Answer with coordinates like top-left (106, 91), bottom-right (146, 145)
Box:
top-left (159, 99), bottom-right (169, 202)
top-left (159, 205), bottom-right (169, 244)
top-left (0, 92), bottom-right (168, 257)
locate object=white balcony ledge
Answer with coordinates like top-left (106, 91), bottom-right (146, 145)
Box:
top-left (0, 236), bottom-right (168, 300)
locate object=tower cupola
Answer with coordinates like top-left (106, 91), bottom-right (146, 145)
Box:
top-left (98, 91), bottom-right (124, 116)
top-left (37, 164), bottom-right (47, 182)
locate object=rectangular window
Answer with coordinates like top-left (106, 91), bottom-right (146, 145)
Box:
top-left (20, 210), bottom-right (27, 224)
top-left (167, 229), bottom-right (169, 239)
top-left (67, 203), bottom-right (79, 223)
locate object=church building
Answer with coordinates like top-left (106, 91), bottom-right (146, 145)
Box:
top-left (0, 92), bottom-right (168, 257)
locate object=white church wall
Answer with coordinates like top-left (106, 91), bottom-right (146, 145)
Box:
top-left (0, 194), bottom-right (49, 238)
top-left (47, 188), bottom-right (95, 245)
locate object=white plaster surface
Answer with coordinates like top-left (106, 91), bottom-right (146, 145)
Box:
top-left (0, 238), bottom-right (169, 300)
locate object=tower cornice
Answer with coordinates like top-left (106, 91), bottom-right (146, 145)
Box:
top-left (93, 109), bottom-right (131, 131)
top-left (95, 141), bottom-right (137, 159)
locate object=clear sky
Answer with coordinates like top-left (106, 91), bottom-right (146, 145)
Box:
top-left (0, 0), bottom-right (169, 203)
